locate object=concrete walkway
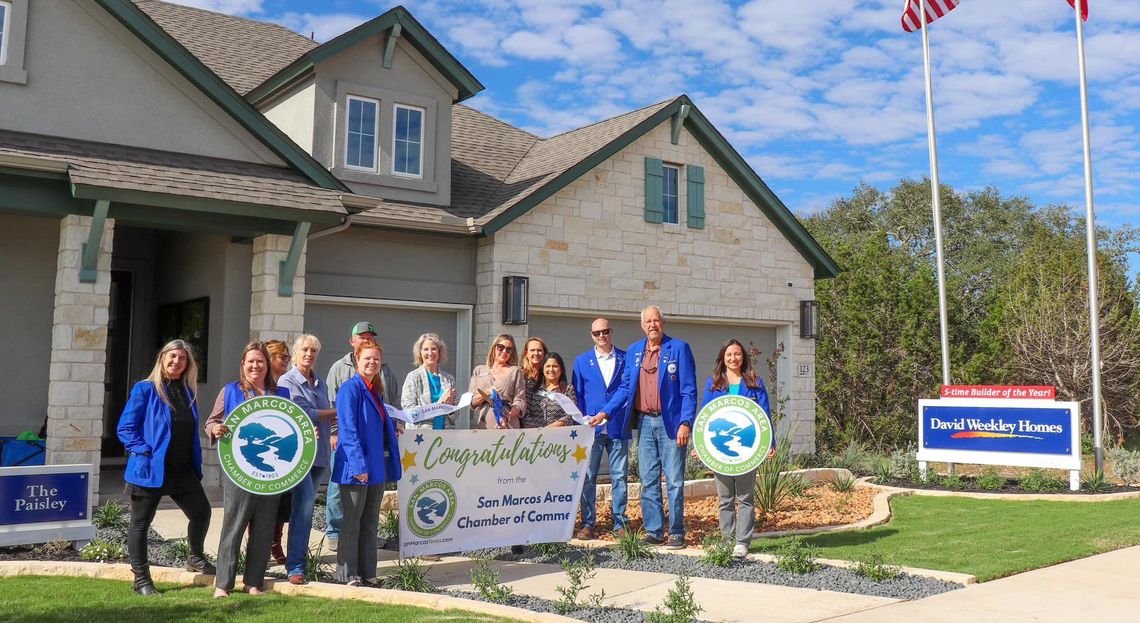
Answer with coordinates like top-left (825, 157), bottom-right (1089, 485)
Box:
top-left (149, 506), bottom-right (1137, 623)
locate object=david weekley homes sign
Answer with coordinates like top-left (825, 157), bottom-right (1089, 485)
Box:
top-left (0, 464), bottom-right (96, 547)
top-left (218, 396), bottom-right (316, 495)
top-left (917, 386), bottom-right (1080, 490)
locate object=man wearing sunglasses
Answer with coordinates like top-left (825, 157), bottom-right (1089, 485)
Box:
top-left (571, 318), bottom-right (629, 540)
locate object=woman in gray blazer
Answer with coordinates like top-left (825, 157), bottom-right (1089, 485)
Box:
top-left (401, 333), bottom-right (458, 430)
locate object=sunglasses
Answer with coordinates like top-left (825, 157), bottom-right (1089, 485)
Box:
top-left (495, 343), bottom-right (514, 353)
top-left (591, 329), bottom-right (612, 337)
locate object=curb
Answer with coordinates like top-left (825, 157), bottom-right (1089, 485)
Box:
top-left (0, 561), bottom-right (577, 623)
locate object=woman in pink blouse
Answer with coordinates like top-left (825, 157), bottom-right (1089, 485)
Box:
top-left (468, 334), bottom-right (527, 428)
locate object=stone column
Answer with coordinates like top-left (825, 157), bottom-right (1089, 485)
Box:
top-left (46, 214), bottom-right (115, 497)
top-left (249, 233), bottom-right (306, 343)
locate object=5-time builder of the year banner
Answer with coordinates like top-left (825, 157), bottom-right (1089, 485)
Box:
top-left (398, 427), bottom-right (595, 557)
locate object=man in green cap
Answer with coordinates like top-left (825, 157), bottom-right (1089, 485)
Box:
top-left (324, 321), bottom-right (400, 550)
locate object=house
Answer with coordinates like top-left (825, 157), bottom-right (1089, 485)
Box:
top-left (0, 0), bottom-right (837, 492)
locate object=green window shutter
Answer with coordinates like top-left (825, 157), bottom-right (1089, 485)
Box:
top-left (644, 157), bottom-right (664, 224)
top-left (686, 164), bottom-right (705, 229)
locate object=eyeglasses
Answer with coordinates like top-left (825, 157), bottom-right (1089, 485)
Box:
top-left (495, 344), bottom-right (514, 353)
top-left (591, 329), bottom-right (612, 337)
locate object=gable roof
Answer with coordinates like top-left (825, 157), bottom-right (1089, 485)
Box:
top-left (134, 0), bottom-right (318, 95)
top-left (246, 6), bottom-right (483, 106)
top-left (96, 0), bottom-right (348, 193)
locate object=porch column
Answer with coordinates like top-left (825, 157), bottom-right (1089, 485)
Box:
top-left (249, 233), bottom-right (306, 342)
top-left (46, 214), bottom-right (115, 497)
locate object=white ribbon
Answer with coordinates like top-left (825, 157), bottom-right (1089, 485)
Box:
top-left (385, 391), bottom-right (474, 425)
top-left (542, 390), bottom-right (587, 425)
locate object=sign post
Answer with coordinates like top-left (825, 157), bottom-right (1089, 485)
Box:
top-left (0, 464), bottom-right (96, 547)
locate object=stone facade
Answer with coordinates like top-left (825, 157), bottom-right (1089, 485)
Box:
top-left (475, 122), bottom-right (817, 451)
top-left (249, 233), bottom-right (307, 343)
top-left (45, 214), bottom-right (115, 496)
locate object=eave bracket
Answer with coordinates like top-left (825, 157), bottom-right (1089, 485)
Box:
top-left (278, 221), bottom-right (311, 296)
top-left (382, 23), bottom-right (403, 69)
top-left (79, 200), bottom-right (110, 283)
top-left (671, 104), bottom-right (690, 145)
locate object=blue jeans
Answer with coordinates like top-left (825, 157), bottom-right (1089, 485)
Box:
top-left (286, 466), bottom-right (328, 576)
top-left (326, 479), bottom-right (343, 541)
top-left (580, 434), bottom-right (629, 531)
top-left (637, 415), bottom-right (686, 540)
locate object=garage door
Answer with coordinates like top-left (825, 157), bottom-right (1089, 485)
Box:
top-left (527, 314), bottom-right (779, 404)
top-left (305, 301), bottom-right (463, 399)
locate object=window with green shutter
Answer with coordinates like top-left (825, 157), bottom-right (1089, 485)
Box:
top-left (686, 164), bottom-right (705, 229)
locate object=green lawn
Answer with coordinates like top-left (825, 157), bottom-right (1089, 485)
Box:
top-left (0, 576), bottom-right (513, 623)
top-left (753, 495), bottom-right (1140, 581)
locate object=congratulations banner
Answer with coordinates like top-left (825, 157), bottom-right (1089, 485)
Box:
top-left (398, 426), bottom-right (595, 557)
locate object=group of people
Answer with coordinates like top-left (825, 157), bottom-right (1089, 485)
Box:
top-left (115, 305), bottom-right (770, 596)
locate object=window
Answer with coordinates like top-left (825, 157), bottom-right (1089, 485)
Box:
top-left (662, 164), bottom-right (680, 224)
top-left (345, 96), bottom-right (378, 171)
top-left (0, 2), bottom-right (9, 65)
top-left (393, 104), bottom-right (424, 177)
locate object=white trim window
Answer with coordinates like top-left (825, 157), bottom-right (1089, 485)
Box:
top-left (392, 104), bottom-right (424, 177)
top-left (0, 1), bottom-right (11, 66)
top-left (345, 95), bottom-right (379, 171)
top-left (662, 164), bottom-right (680, 224)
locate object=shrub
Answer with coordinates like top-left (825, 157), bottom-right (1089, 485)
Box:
top-left (829, 474), bottom-right (857, 493)
top-left (940, 473), bottom-right (966, 490)
top-left (378, 557), bottom-right (434, 592)
top-left (974, 467), bottom-right (1007, 491)
top-left (33, 540), bottom-right (73, 559)
top-left (378, 508), bottom-right (400, 543)
top-left (305, 538), bottom-right (332, 581)
top-left (554, 554), bottom-right (598, 614)
top-left (646, 572), bottom-right (702, 623)
top-left (700, 533), bottom-right (733, 568)
top-left (786, 474), bottom-right (811, 498)
top-left (1107, 447), bottom-right (1140, 485)
top-left (1020, 469), bottom-right (1066, 493)
top-left (1081, 469), bottom-right (1112, 493)
top-left (774, 538), bottom-right (820, 574)
top-left (873, 457), bottom-right (897, 484)
top-left (826, 442), bottom-right (869, 473)
top-left (616, 528), bottom-right (655, 562)
top-left (890, 444), bottom-right (919, 481)
top-left (852, 551), bottom-right (899, 582)
top-left (755, 436), bottom-right (797, 521)
top-left (531, 542), bottom-right (567, 558)
top-left (470, 558), bottom-right (514, 603)
top-left (163, 538), bottom-right (190, 562)
top-left (80, 539), bottom-right (126, 562)
top-left (684, 452), bottom-right (709, 480)
top-left (92, 500), bottom-right (129, 530)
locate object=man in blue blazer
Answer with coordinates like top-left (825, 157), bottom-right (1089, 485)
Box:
top-left (572, 318), bottom-right (629, 540)
top-left (594, 306), bottom-right (697, 549)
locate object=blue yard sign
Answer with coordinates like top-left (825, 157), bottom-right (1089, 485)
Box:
top-left (0, 464), bottom-right (96, 547)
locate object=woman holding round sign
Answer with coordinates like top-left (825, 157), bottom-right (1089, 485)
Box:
top-left (204, 341), bottom-right (292, 598)
top-left (116, 339), bottom-right (214, 596)
top-left (697, 339), bottom-right (772, 559)
top-left (332, 341), bottom-right (402, 586)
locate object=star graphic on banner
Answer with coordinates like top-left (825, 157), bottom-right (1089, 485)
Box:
top-left (410, 474), bottom-right (420, 485)
top-left (414, 434), bottom-right (425, 445)
top-left (572, 445), bottom-right (587, 464)
top-left (570, 471), bottom-right (579, 481)
top-left (401, 450), bottom-right (418, 470)
top-left (569, 430), bottom-right (578, 439)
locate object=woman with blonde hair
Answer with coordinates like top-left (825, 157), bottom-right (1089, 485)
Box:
top-left (118, 340), bottom-right (214, 596)
top-left (468, 334), bottom-right (527, 428)
top-left (521, 337), bottom-right (548, 428)
top-left (204, 341), bottom-right (289, 598)
top-left (401, 333), bottom-right (458, 430)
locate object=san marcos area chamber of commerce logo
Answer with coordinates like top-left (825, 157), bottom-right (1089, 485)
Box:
top-left (406, 479), bottom-right (457, 538)
top-left (693, 395), bottom-right (774, 476)
top-left (218, 396), bottom-right (316, 495)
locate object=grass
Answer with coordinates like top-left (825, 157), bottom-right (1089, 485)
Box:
top-left (0, 576), bottom-right (519, 623)
top-left (752, 495), bottom-right (1140, 581)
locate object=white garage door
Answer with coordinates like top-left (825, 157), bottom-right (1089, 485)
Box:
top-left (527, 314), bottom-right (779, 404)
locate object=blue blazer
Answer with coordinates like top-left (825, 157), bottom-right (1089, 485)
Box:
top-left (602, 334), bottom-right (697, 440)
top-left (117, 380), bottom-right (202, 488)
top-left (572, 347), bottom-right (629, 439)
top-left (701, 377), bottom-right (772, 414)
top-left (332, 374), bottom-right (402, 486)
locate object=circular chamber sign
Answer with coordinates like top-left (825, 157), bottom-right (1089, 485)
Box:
top-left (217, 396), bottom-right (316, 495)
top-left (405, 479), bottom-right (458, 539)
top-left (693, 395), bottom-right (774, 476)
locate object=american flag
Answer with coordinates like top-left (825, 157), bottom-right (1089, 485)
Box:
top-left (901, 0), bottom-right (960, 33)
top-left (1067, 0), bottom-right (1089, 21)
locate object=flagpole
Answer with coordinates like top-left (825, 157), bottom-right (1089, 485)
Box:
top-left (1073, 0), bottom-right (1104, 473)
top-left (920, 2), bottom-right (953, 387)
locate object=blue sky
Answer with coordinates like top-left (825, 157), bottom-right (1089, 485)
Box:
top-left (178, 0), bottom-right (1139, 263)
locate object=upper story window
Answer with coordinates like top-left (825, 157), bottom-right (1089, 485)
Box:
top-left (662, 164), bottom-right (680, 224)
top-left (345, 95), bottom-right (379, 171)
top-left (393, 104), bottom-right (424, 177)
top-left (0, 1), bottom-right (10, 65)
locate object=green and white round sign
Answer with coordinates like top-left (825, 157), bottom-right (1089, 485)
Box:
top-left (217, 396), bottom-right (316, 495)
top-left (693, 395), bottom-right (774, 476)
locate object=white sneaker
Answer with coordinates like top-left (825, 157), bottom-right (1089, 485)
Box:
top-left (732, 543), bottom-right (748, 558)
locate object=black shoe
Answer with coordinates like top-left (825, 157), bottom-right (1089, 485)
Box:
top-left (510, 545), bottom-right (525, 554)
top-left (186, 554), bottom-right (216, 575)
top-left (131, 563), bottom-right (159, 596)
top-left (664, 534), bottom-right (686, 550)
top-left (641, 534), bottom-right (665, 546)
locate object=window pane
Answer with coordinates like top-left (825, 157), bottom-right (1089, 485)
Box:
top-left (361, 100), bottom-right (376, 130)
top-left (348, 99), bottom-right (362, 133)
top-left (405, 142), bottom-right (421, 176)
top-left (407, 108), bottom-right (422, 139)
top-left (394, 140), bottom-right (407, 172)
top-left (0, 5), bottom-right (7, 61)
top-left (662, 165), bottom-right (679, 224)
top-left (359, 138), bottom-right (375, 169)
top-left (395, 107), bottom-right (409, 140)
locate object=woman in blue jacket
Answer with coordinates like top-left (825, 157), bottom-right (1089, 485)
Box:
top-left (117, 339), bottom-right (214, 596)
top-left (332, 341), bottom-right (402, 585)
top-left (700, 339), bottom-right (771, 559)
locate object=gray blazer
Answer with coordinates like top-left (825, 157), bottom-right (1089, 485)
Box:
top-left (401, 365), bottom-right (457, 430)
